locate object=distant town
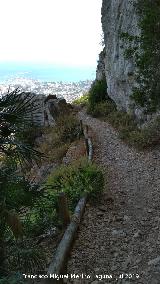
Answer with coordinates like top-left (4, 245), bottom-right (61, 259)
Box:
top-left (0, 77), bottom-right (93, 102)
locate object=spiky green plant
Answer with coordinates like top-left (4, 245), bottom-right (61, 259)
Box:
top-left (7, 242), bottom-right (46, 273)
top-left (0, 88), bottom-right (42, 165)
top-left (0, 89), bottom-right (43, 275)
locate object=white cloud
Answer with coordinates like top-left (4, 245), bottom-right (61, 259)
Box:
top-left (0, 0), bottom-right (102, 66)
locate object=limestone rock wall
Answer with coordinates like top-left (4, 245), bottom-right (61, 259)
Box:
top-left (101, 0), bottom-right (140, 114)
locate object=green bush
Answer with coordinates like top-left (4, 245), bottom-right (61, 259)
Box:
top-left (0, 273), bottom-right (25, 284)
top-left (7, 241), bottom-right (46, 273)
top-left (24, 158), bottom-right (104, 235)
top-left (107, 111), bottom-right (136, 131)
top-left (119, 128), bottom-right (153, 150)
top-left (0, 160), bottom-right (40, 244)
top-left (73, 93), bottom-right (89, 106)
top-left (0, 166), bottom-right (37, 211)
top-left (90, 101), bottom-right (116, 118)
top-left (46, 158), bottom-right (104, 211)
top-left (56, 113), bottom-right (81, 143)
top-left (87, 78), bottom-right (108, 113)
top-left (18, 125), bottom-right (44, 147)
top-left (130, 118), bottom-right (160, 149)
top-left (118, 115), bottom-right (160, 149)
top-left (23, 193), bottom-right (59, 236)
top-left (126, 130), bottom-right (149, 149)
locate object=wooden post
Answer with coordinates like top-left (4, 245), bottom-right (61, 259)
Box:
top-left (80, 119), bottom-right (83, 136)
top-left (85, 138), bottom-right (89, 156)
top-left (84, 125), bottom-right (89, 156)
top-left (58, 192), bottom-right (70, 228)
top-left (86, 125), bottom-right (88, 135)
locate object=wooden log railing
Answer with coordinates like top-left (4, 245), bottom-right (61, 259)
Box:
top-left (43, 120), bottom-right (93, 283)
top-left (58, 192), bottom-right (70, 228)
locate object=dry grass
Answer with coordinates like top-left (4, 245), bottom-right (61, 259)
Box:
top-left (37, 113), bottom-right (82, 163)
top-left (63, 138), bottom-right (87, 164)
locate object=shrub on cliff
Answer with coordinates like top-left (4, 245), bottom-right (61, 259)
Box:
top-left (87, 77), bottom-right (107, 112)
top-left (73, 93), bottom-right (89, 107)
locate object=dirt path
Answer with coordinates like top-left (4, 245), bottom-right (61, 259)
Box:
top-left (66, 110), bottom-right (160, 284)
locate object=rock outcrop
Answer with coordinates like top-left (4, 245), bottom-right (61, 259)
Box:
top-left (30, 94), bottom-right (71, 127)
top-left (96, 48), bottom-right (106, 81)
top-left (100, 0), bottom-right (140, 115)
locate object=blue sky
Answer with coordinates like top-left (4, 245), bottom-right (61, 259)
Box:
top-left (0, 0), bottom-right (102, 67)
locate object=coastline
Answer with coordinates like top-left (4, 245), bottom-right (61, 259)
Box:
top-left (0, 77), bottom-right (92, 103)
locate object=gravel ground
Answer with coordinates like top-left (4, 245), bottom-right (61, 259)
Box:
top-left (66, 110), bottom-right (160, 284)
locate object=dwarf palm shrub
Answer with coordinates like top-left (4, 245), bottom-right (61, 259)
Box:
top-left (46, 158), bottom-right (104, 211)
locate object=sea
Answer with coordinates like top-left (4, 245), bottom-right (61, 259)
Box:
top-left (0, 63), bottom-right (94, 102)
top-left (0, 62), bottom-right (96, 83)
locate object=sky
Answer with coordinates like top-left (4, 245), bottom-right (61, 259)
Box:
top-left (0, 0), bottom-right (102, 67)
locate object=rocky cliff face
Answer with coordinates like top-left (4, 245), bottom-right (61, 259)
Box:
top-left (100, 0), bottom-right (140, 115)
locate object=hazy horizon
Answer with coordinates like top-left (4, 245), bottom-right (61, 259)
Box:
top-left (0, 62), bottom-right (95, 83)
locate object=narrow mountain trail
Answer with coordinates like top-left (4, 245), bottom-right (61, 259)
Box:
top-left (66, 110), bottom-right (160, 284)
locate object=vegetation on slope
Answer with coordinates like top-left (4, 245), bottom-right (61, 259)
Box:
top-left (77, 78), bottom-right (160, 150)
top-left (37, 113), bottom-right (82, 163)
top-left (0, 89), bottom-right (44, 282)
top-left (0, 89), bottom-right (104, 282)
